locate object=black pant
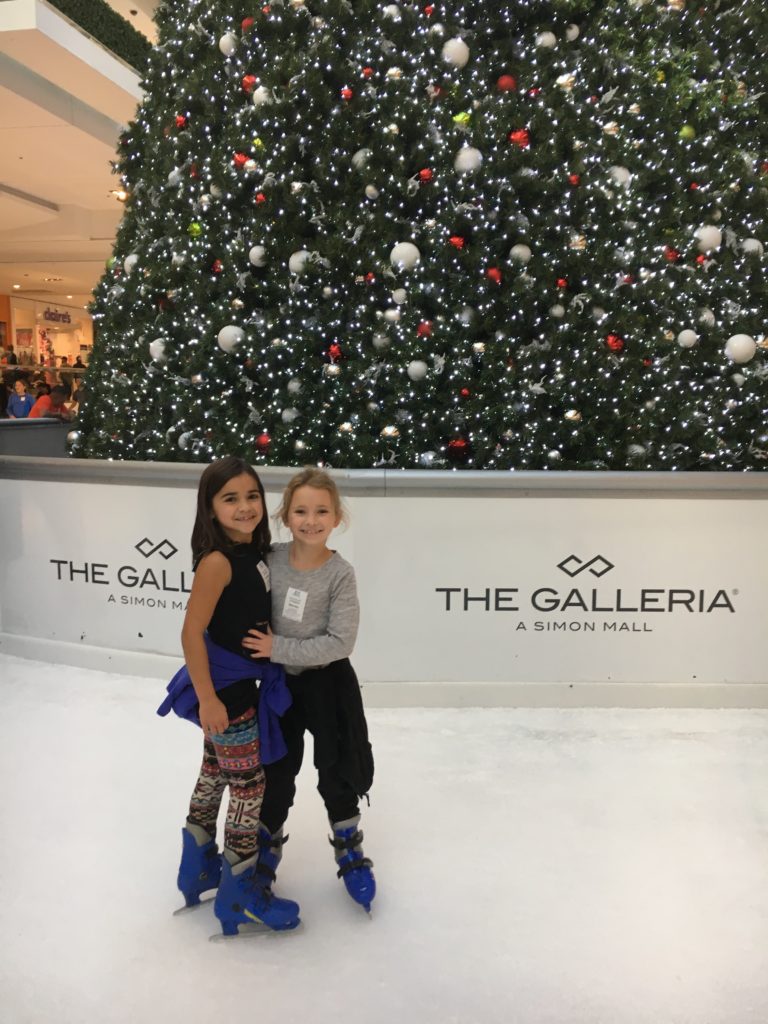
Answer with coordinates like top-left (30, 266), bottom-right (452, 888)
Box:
top-left (260, 660), bottom-right (363, 832)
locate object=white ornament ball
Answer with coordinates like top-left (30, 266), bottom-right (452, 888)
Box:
top-left (536, 31), bottom-right (557, 48)
top-left (178, 432), bottom-right (192, 450)
top-left (171, 252), bottom-right (186, 267)
top-left (550, 304), bottom-right (565, 318)
top-left (460, 307), bottom-right (475, 324)
top-left (509, 243), bottom-right (532, 264)
top-left (677, 330), bottom-right (699, 349)
top-left (218, 32), bottom-right (238, 56)
top-left (383, 4), bottom-right (401, 18)
top-left (407, 360), bottom-right (429, 381)
top-left (442, 38), bottom-right (470, 68)
top-left (365, 185), bottom-right (379, 199)
top-left (698, 308), bottom-right (716, 327)
top-left (244, 159), bottom-right (258, 175)
top-left (124, 254), bottom-right (139, 275)
top-left (429, 22), bottom-right (445, 37)
top-left (724, 333), bottom-right (757, 364)
top-left (217, 325), bottom-right (245, 353)
top-left (372, 332), bottom-right (390, 351)
top-left (390, 241), bottom-right (421, 271)
top-left (351, 148), bottom-right (372, 170)
top-left (609, 165), bottom-right (632, 186)
top-left (419, 451), bottom-right (436, 467)
top-left (324, 363), bottom-right (341, 378)
top-left (741, 238), bottom-right (764, 256)
top-left (566, 23), bottom-right (580, 40)
top-left (287, 379), bottom-right (302, 395)
top-left (288, 249), bottom-right (311, 274)
top-left (249, 245), bottom-right (267, 267)
top-left (167, 167), bottom-right (183, 187)
top-left (210, 184), bottom-right (223, 198)
top-left (592, 307), bottom-right (607, 322)
top-left (322, 286), bottom-right (333, 297)
top-left (384, 308), bottom-right (401, 323)
top-left (252, 86), bottom-right (272, 108)
top-left (281, 408), bottom-right (299, 424)
top-left (454, 147), bottom-right (483, 173)
top-left (392, 288), bottom-right (407, 305)
top-left (731, 373), bottom-right (746, 386)
top-left (695, 225), bottom-right (723, 253)
top-left (149, 339), bottom-right (166, 362)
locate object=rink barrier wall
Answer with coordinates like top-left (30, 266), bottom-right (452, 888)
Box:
top-left (1, 456), bottom-right (767, 708)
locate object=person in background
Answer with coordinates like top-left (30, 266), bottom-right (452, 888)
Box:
top-left (73, 355), bottom-right (85, 369)
top-left (29, 384), bottom-right (72, 420)
top-left (7, 378), bottom-right (35, 419)
top-left (59, 356), bottom-right (69, 367)
top-left (4, 346), bottom-right (18, 366)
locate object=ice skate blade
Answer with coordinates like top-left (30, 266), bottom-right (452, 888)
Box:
top-left (173, 895), bottom-right (216, 916)
top-left (209, 919), bottom-right (301, 942)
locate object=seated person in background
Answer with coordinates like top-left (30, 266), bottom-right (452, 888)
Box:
top-left (59, 356), bottom-right (69, 367)
top-left (29, 384), bottom-right (72, 421)
top-left (73, 355), bottom-right (85, 369)
top-left (7, 378), bottom-right (36, 418)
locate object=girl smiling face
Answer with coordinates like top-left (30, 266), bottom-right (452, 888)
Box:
top-left (211, 472), bottom-right (264, 544)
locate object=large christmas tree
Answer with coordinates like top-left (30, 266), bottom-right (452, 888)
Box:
top-left (75, 0), bottom-right (768, 470)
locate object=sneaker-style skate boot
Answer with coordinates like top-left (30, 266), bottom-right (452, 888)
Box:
top-left (177, 823), bottom-right (222, 908)
top-left (329, 815), bottom-right (376, 912)
top-left (214, 853), bottom-right (300, 936)
top-left (255, 823), bottom-right (289, 893)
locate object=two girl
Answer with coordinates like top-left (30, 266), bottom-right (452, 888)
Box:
top-left (159, 459), bottom-right (374, 936)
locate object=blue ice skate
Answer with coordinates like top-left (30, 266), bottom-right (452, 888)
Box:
top-left (177, 823), bottom-right (222, 908)
top-left (214, 854), bottom-right (300, 936)
top-left (330, 815), bottom-right (376, 912)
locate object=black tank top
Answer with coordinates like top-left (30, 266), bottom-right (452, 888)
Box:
top-left (206, 540), bottom-right (271, 656)
top-left (204, 541), bottom-right (270, 718)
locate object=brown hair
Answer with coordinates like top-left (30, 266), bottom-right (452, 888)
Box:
top-left (274, 467), bottom-right (347, 528)
top-left (191, 457), bottom-right (270, 564)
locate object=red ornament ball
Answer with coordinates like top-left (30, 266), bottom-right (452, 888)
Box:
top-left (689, 181), bottom-right (700, 190)
top-left (242, 16), bottom-right (255, 31)
top-left (255, 432), bottom-right (271, 454)
top-left (365, 272), bottom-right (376, 283)
top-left (508, 128), bottom-right (531, 149)
top-left (341, 87), bottom-right (354, 101)
top-left (447, 438), bottom-right (470, 461)
top-left (233, 152), bottom-right (248, 169)
top-left (696, 254), bottom-right (707, 265)
top-left (417, 321), bottom-right (433, 337)
top-left (568, 173), bottom-right (580, 186)
top-left (605, 333), bottom-right (625, 353)
top-left (642, 358), bottom-right (653, 367)
top-left (328, 342), bottom-right (343, 362)
top-left (242, 74), bottom-right (258, 94)
top-left (190, 163), bottom-right (199, 179)
top-left (449, 236), bottom-right (466, 249)
top-left (362, 66), bottom-right (374, 78)
top-left (212, 259), bottom-right (223, 274)
top-left (418, 168), bottom-right (434, 182)
top-left (496, 75), bottom-right (517, 92)
top-left (663, 246), bottom-right (680, 262)
top-left (255, 192), bottom-right (267, 204)
top-left (423, 4), bottom-right (435, 14)
top-left (486, 267), bottom-right (502, 284)
top-left (175, 114), bottom-right (187, 129)
top-left (556, 277), bottom-right (568, 289)
top-left (527, 87), bottom-right (542, 97)
top-left (460, 387), bottom-right (471, 399)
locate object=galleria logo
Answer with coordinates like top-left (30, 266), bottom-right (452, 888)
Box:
top-left (435, 555), bottom-right (735, 614)
top-left (135, 537), bottom-right (178, 560)
top-left (50, 534), bottom-right (191, 598)
top-left (557, 554), bottom-right (614, 578)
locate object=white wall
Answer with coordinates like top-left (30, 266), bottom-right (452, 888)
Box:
top-left (1, 461), bottom-right (767, 706)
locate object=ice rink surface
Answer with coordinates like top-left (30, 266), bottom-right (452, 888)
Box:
top-left (1, 653), bottom-right (767, 1024)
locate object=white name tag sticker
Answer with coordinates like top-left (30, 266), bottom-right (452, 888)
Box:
top-left (283, 587), bottom-right (308, 622)
top-left (257, 560), bottom-right (271, 592)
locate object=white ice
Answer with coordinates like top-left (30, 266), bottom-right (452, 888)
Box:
top-left (1, 653), bottom-right (767, 1024)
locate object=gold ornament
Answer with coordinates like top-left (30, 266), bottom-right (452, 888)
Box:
top-left (667, 0), bottom-right (685, 9)
top-left (252, 137), bottom-right (265, 149)
top-left (656, 71), bottom-right (666, 83)
top-left (556, 73), bottom-right (576, 92)
top-left (629, 103), bottom-right (641, 115)
top-left (338, 422), bottom-right (354, 433)
top-left (569, 234), bottom-right (587, 251)
top-left (472, 342), bottom-right (486, 354)
top-left (384, 123), bottom-right (400, 135)
top-left (602, 121), bottom-right (620, 136)
top-left (381, 425), bottom-right (400, 438)
top-left (453, 111), bottom-right (471, 125)
top-left (231, 298), bottom-right (245, 309)
top-left (386, 67), bottom-right (403, 80)
top-left (323, 364), bottom-right (341, 378)
top-left (664, 330), bottom-right (675, 341)
top-left (564, 410), bottom-right (582, 423)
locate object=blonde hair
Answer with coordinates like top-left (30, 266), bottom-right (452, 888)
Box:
top-left (274, 467), bottom-right (347, 527)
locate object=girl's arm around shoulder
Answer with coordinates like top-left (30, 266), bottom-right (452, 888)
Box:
top-left (181, 551), bottom-right (232, 734)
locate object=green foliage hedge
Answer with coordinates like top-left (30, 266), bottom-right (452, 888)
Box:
top-left (48, 0), bottom-right (152, 73)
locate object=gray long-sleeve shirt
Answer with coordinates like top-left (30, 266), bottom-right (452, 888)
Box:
top-left (268, 542), bottom-right (359, 675)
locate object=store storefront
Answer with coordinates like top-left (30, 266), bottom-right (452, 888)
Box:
top-left (8, 297), bottom-right (93, 367)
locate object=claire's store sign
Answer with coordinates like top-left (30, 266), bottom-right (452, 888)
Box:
top-left (43, 307), bottom-right (72, 324)
top-left (50, 536), bottom-right (191, 611)
top-left (435, 553), bottom-right (736, 635)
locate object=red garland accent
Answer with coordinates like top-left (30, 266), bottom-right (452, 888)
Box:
top-left (417, 321), bottom-right (433, 337)
top-left (508, 128), bottom-right (531, 148)
top-left (605, 333), bottom-right (625, 353)
top-left (233, 152), bottom-right (249, 169)
top-left (663, 246), bottom-right (680, 262)
top-left (449, 236), bottom-right (465, 249)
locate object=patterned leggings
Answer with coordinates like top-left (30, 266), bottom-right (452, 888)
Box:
top-left (187, 708), bottom-right (265, 860)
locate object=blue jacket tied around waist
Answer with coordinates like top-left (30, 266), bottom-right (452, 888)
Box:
top-left (156, 635), bottom-right (291, 765)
